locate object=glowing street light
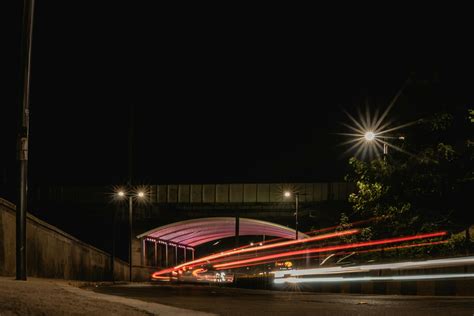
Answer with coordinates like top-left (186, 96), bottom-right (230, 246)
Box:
top-left (364, 131), bottom-right (375, 141)
top-left (339, 106), bottom-right (412, 159)
top-left (338, 80), bottom-right (414, 160)
top-left (115, 188), bottom-right (146, 282)
top-left (363, 130), bottom-right (388, 156)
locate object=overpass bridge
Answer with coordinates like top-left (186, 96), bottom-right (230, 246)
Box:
top-left (36, 182), bottom-right (354, 222)
top-left (34, 182), bottom-right (355, 267)
top-left (133, 182), bottom-right (355, 238)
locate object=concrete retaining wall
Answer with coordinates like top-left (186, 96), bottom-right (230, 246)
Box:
top-left (0, 198), bottom-right (151, 281)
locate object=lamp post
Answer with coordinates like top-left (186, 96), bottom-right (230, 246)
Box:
top-left (117, 189), bottom-right (145, 282)
top-left (364, 131), bottom-right (388, 158)
top-left (364, 131), bottom-right (405, 159)
top-left (284, 191), bottom-right (300, 240)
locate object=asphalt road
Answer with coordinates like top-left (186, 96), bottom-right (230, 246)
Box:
top-left (93, 283), bottom-right (474, 316)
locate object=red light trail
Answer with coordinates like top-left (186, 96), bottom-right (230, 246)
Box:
top-left (215, 240), bottom-right (449, 270)
top-left (174, 229), bottom-right (359, 269)
top-left (214, 231), bottom-right (446, 269)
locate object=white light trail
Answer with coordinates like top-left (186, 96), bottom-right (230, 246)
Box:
top-left (274, 273), bottom-right (474, 284)
top-left (272, 256), bottom-right (474, 278)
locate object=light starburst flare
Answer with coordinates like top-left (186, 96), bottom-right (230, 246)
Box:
top-left (337, 84), bottom-right (416, 160)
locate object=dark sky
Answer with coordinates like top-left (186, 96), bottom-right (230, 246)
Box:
top-left (2, 2), bottom-right (473, 194)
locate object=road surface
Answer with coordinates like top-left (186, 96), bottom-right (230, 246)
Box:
top-left (93, 283), bottom-right (474, 316)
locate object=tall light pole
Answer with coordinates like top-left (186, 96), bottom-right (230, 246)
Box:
top-left (284, 191), bottom-right (299, 240)
top-left (17, 0), bottom-right (35, 281)
top-left (117, 189), bottom-right (145, 282)
top-left (364, 131), bottom-right (405, 159)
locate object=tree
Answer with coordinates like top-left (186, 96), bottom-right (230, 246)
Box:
top-left (342, 107), bottom-right (473, 255)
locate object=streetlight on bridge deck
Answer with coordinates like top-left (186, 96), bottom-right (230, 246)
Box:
top-left (283, 191), bottom-right (304, 240)
top-left (115, 188), bottom-right (146, 282)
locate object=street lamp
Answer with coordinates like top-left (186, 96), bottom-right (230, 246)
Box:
top-left (364, 131), bottom-right (406, 157)
top-left (364, 131), bottom-right (388, 155)
top-left (364, 131), bottom-right (375, 141)
top-left (116, 189), bottom-right (146, 282)
top-left (339, 79), bottom-right (413, 160)
top-left (283, 191), bottom-right (300, 240)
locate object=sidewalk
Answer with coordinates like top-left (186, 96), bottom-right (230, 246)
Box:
top-left (0, 277), bottom-right (215, 315)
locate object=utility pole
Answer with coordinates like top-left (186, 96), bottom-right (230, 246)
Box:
top-left (16, 0), bottom-right (35, 281)
top-left (128, 104), bottom-right (134, 282)
top-left (128, 105), bottom-right (134, 186)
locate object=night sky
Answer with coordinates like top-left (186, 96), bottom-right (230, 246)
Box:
top-left (2, 3), bottom-right (473, 198)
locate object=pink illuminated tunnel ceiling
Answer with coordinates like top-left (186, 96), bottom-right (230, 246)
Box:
top-left (137, 217), bottom-right (308, 247)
